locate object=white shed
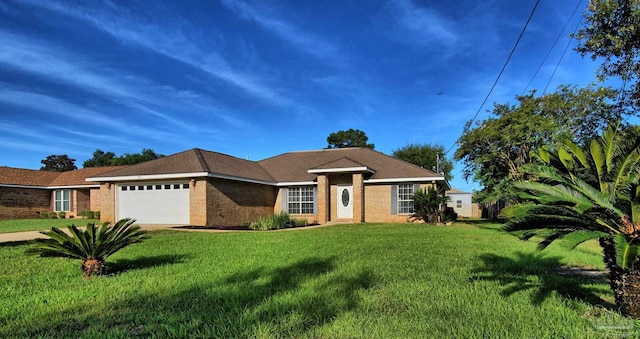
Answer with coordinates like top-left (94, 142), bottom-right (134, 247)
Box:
top-left (445, 188), bottom-right (473, 218)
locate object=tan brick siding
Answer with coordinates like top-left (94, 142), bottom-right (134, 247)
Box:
top-left (190, 178), bottom-right (207, 226)
top-left (99, 183), bottom-right (116, 223)
top-left (204, 178), bottom-right (276, 227)
top-left (89, 188), bottom-right (100, 211)
top-left (0, 186), bottom-right (50, 219)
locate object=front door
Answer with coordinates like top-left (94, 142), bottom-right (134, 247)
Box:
top-left (337, 185), bottom-right (353, 219)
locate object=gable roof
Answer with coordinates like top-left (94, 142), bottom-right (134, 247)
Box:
top-left (446, 188), bottom-right (471, 195)
top-left (88, 148), bottom-right (276, 184)
top-left (86, 147), bottom-right (448, 187)
top-left (0, 166), bottom-right (126, 188)
top-left (259, 148), bottom-right (443, 183)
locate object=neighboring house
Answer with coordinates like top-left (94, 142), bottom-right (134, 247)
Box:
top-left (86, 147), bottom-right (450, 226)
top-left (445, 188), bottom-right (474, 218)
top-left (0, 166), bottom-right (126, 219)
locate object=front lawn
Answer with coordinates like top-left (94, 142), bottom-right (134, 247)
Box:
top-left (0, 218), bottom-right (100, 234)
top-left (0, 222), bottom-right (632, 337)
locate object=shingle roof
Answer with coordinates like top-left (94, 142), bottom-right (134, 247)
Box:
top-left (89, 149), bottom-right (276, 183)
top-left (0, 166), bottom-right (126, 187)
top-left (310, 157), bottom-right (370, 171)
top-left (259, 148), bottom-right (441, 182)
top-left (86, 147), bottom-right (445, 185)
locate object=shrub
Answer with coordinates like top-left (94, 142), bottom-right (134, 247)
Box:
top-left (79, 210), bottom-right (95, 219)
top-left (247, 212), bottom-right (306, 230)
top-left (57, 212), bottom-right (66, 219)
top-left (94, 211), bottom-right (100, 219)
top-left (26, 218), bottom-right (149, 278)
top-left (39, 211), bottom-right (57, 219)
top-left (440, 207), bottom-right (458, 223)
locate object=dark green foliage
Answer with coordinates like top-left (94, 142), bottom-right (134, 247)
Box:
top-left (78, 210), bottom-right (96, 219)
top-left (455, 85), bottom-right (621, 203)
top-left (503, 122), bottom-right (640, 317)
top-left (326, 129), bottom-right (374, 149)
top-left (392, 143), bottom-right (453, 180)
top-left (247, 212), bottom-right (307, 230)
top-left (27, 218), bottom-right (149, 277)
top-left (440, 206), bottom-right (458, 223)
top-left (83, 148), bottom-right (164, 167)
top-left (575, 0), bottom-right (640, 108)
top-left (82, 149), bottom-right (116, 167)
top-left (412, 187), bottom-right (449, 224)
top-left (40, 154), bottom-right (77, 172)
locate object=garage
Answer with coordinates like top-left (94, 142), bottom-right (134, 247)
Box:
top-left (116, 182), bottom-right (190, 224)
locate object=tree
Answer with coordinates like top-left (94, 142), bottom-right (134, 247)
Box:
top-left (40, 154), bottom-right (77, 172)
top-left (112, 148), bottom-right (164, 165)
top-left (82, 149), bottom-right (116, 167)
top-left (502, 123), bottom-right (640, 318)
top-left (326, 129), bottom-right (374, 149)
top-left (392, 143), bottom-right (453, 180)
top-left (455, 85), bottom-right (620, 203)
top-left (83, 148), bottom-right (164, 167)
top-left (575, 0), bottom-right (640, 108)
top-left (27, 218), bottom-right (149, 278)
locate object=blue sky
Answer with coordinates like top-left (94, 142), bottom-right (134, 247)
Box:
top-left (0, 0), bottom-right (604, 192)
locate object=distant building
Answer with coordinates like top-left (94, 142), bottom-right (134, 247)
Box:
top-left (445, 188), bottom-right (476, 218)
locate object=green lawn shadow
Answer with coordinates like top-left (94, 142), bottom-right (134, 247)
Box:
top-left (9, 256), bottom-right (378, 337)
top-left (471, 251), bottom-right (613, 310)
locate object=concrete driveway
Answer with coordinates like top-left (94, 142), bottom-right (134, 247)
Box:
top-left (0, 224), bottom-right (190, 243)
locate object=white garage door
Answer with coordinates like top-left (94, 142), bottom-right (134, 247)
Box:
top-left (117, 182), bottom-right (190, 224)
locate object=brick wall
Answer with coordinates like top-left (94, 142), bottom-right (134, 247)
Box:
top-left (99, 183), bottom-right (116, 223)
top-left (0, 186), bottom-right (51, 219)
top-left (190, 178), bottom-right (207, 226)
top-left (364, 184), bottom-right (412, 223)
top-left (204, 178), bottom-right (276, 227)
top-left (89, 188), bottom-right (100, 211)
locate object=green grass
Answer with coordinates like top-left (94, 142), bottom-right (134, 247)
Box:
top-left (0, 221), bottom-right (635, 338)
top-left (0, 218), bottom-right (100, 234)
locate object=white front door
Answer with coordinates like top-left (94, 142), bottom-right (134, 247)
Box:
top-left (337, 185), bottom-right (353, 219)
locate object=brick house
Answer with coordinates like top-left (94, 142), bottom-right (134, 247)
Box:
top-left (86, 147), bottom-right (449, 226)
top-left (0, 166), bottom-right (125, 219)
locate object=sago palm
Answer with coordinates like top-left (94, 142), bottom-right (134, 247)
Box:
top-left (502, 122), bottom-right (640, 317)
top-left (412, 187), bottom-right (449, 223)
top-left (27, 218), bottom-right (149, 278)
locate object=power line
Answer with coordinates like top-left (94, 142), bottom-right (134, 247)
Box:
top-left (522, 0), bottom-right (584, 95)
top-left (444, 0), bottom-right (541, 156)
top-left (543, 16), bottom-right (584, 94)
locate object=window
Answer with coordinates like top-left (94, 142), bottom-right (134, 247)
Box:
top-left (54, 189), bottom-right (70, 212)
top-left (165, 184), bottom-right (171, 189)
top-left (174, 184), bottom-right (180, 189)
top-left (456, 200), bottom-right (463, 209)
top-left (397, 184), bottom-right (414, 214)
top-left (147, 185), bottom-right (153, 190)
top-left (121, 186), bottom-right (128, 191)
top-left (287, 187), bottom-right (314, 214)
top-left (156, 185), bottom-right (162, 190)
top-left (183, 183), bottom-right (189, 189)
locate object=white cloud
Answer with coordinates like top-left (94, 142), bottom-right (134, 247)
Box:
top-left (387, 0), bottom-right (459, 46)
top-left (221, 0), bottom-right (344, 66)
top-left (20, 0), bottom-right (289, 106)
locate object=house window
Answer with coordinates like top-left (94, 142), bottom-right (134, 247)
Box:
top-left (456, 200), bottom-right (462, 209)
top-left (287, 187), bottom-right (314, 214)
top-left (397, 184), bottom-right (414, 214)
top-left (54, 189), bottom-right (70, 212)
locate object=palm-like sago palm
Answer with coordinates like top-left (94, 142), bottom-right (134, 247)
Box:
top-left (502, 123), bottom-right (640, 318)
top-left (412, 187), bottom-right (449, 224)
top-left (27, 218), bottom-right (149, 278)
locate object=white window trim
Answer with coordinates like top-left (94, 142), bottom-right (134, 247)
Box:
top-left (54, 189), bottom-right (71, 212)
top-left (286, 186), bottom-right (315, 214)
top-left (397, 183), bottom-right (414, 214)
